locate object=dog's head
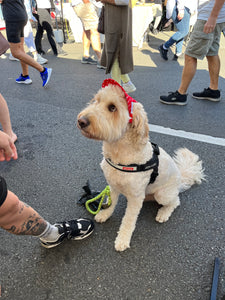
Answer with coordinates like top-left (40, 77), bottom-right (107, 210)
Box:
top-left (77, 80), bottom-right (149, 144)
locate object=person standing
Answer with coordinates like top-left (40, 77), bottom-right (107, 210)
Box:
top-left (159, 0), bottom-right (225, 105)
top-left (96, 0), bottom-right (136, 93)
top-left (71, 0), bottom-right (102, 66)
top-left (158, 0), bottom-right (197, 61)
top-left (8, 0), bottom-right (48, 64)
top-left (0, 0), bottom-right (52, 87)
top-left (33, 0), bottom-right (58, 56)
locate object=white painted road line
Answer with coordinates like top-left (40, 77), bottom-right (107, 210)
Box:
top-left (149, 124), bottom-right (225, 147)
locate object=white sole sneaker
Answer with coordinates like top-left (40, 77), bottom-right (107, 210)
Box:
top-left (16, 79), bottom-right (32, 84)
top-left (123, 81), bottom-right (136, 93)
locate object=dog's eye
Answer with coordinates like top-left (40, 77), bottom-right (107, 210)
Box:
top-left (108, 104), bottom-right (117, 112)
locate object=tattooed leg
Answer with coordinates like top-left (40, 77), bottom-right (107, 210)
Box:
top-left (0, 190), bottom-right (47, 236)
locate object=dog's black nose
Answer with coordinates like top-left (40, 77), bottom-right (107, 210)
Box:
top-left (77, 116), bottom-right (90, 129)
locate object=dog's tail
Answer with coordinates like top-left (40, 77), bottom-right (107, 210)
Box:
top-left (173, 148), bottom-right (205, 192)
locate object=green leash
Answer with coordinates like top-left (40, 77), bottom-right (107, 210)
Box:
top-left (85, 185), bottom-right (111, 215)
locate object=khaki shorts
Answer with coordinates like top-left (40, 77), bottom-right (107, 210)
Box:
top-left (73, 2), bottom-right (98, 31)
top-left (185, 19), bottom-right (225, 60)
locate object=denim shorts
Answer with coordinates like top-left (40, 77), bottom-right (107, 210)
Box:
top-left (185, 19), bottom-right (225, 59)
top-left (0, 176), bottom-right (7, 207)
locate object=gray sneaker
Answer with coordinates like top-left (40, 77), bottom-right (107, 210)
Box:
top-left (81, 56), bottom-right (97, 65)
top-left (97, 62), bottom-right (106, 69)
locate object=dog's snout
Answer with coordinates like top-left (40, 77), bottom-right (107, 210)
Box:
top-left (77, 116), bottom-right (90, 129)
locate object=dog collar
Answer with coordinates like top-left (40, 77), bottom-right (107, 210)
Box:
top-left (105, 143), bottom-right (160, 184)
top-left (102, 79), bottom-right (137, 123)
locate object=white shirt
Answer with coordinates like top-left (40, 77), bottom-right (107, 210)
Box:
top-left (36, 0), bottom-right (51, 9)
top-left (166, 0), bottom-right (197, 19)
top-left (197, 0), bottom-right (225, 23)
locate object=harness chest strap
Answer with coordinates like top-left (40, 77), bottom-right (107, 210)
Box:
top-left (105, 143), bottom-right (160, 184)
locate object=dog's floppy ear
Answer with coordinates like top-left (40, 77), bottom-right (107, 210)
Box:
top-left (130, 102), bottom-right (149, 140)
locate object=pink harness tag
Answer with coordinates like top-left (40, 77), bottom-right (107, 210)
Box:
top-left (102, 79), bottom-right (137, 123)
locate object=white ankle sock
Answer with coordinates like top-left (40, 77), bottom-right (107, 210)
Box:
top-left (38, 222), bottom-right (60, 242)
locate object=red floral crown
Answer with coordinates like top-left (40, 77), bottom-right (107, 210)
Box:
top-left (102, 79), bottom-right (137, 123)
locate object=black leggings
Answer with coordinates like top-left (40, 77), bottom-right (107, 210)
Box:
top-left (0, 176), bottom-right (7, 208)
top-left (34, 8), bottom-right (58, 55)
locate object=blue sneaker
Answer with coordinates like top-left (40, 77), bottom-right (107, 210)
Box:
top-left (16, 74), bottom-right (32, 85)
top-left (40, 67), bottom-right (52, 87)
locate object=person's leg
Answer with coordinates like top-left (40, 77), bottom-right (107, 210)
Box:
top-left (207, 55), bottom-right (220, 90)
top-left (111, 57), bottom-right (121, 84)
top-left (34, 15), bottom-right (45, 54)
top-left (83, 29), bottom-right (91, 57)
top-left (0, 188), bottom-right (94, 248)
top-left (164, 7), bottom-right (190, 53)
top-left (0, 190), bottom-right (48, 236)
top-left (0, 93), bottom-right (17, 143)
top-left (24, 20), bottom-right (36, 54)
top-left (178, 54), bottom-right (197, 94)
top-left (41, 9), bottom-right (58, 55)
top-left (10, 38), bottom-right (44, 74)
top-left (159, 54), bottom-right (196, 105)
top-left (90, 28), bottom-right (101, 61)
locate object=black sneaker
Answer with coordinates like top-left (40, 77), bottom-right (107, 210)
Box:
top-left (192, 87), bottom-right (220, 102)
top-left (160, 91), bottom-right (187, 105)
top-left (40, 218), bottom-right (94, 248)
top-left (158, 44), bottom-right (168, 61)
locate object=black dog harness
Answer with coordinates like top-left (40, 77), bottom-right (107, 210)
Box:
top-left (105, 143), bottom-right (160, 184)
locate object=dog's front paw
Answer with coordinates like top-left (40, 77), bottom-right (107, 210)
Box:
top-left (114, 236), bottom-right (130, 252)
top-left (95, 210), bottom-right (110, 223)
top-left (155, 207), bottom-right (171, 223)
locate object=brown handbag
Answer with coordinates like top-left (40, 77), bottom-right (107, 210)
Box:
top-left (0, 32), bottom-right (10, 56)
top-left (97, 6), bottom-right (105, 34)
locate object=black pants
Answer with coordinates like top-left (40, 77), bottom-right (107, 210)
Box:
top-left (34, 8), bottom-right (58, 55)
top-left (0, 176), bottom-right (7, 208)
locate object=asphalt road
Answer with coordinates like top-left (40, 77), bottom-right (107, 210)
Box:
top-left (0, 30), bottom-right (225, 300)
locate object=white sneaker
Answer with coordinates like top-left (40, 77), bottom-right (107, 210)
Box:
top-left (123, 81), bottom-right (136, 93)
top-left (9, 53), bottom-right (19, 61)
top-left (0, 54), bottom-right (7, 59)
top-left (35, 54), bottom-right (48, 65)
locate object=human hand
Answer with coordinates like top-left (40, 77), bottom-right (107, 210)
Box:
top-left (203, 16), bottom-right (216, 33)
top-left (177, 10), bottom-right (184, 21)
top-left (0, 131), bottom-right (18, 162)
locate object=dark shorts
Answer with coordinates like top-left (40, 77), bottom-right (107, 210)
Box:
top-left (5, 20), bottom-right (27, 43)
top-left (0, 176), bottom-right (8, 207)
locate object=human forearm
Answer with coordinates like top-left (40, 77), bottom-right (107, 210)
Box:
top-left (204, 0), bottom-right (225, 33)
top-left (209, 0), bottom-right (225, 18)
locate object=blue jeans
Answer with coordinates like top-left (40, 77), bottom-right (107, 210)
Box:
top-left (164, 6), bottom-right (191, 54)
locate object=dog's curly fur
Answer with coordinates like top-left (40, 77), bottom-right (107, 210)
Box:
top-left (77, 85), bottom-right (205, 252)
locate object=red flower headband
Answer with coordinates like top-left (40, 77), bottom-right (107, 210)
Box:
top-left (102, 79), bottom-right (137, 123)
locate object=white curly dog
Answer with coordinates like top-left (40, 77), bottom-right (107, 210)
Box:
top-left (77, 79), bottom-right (205, 252)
